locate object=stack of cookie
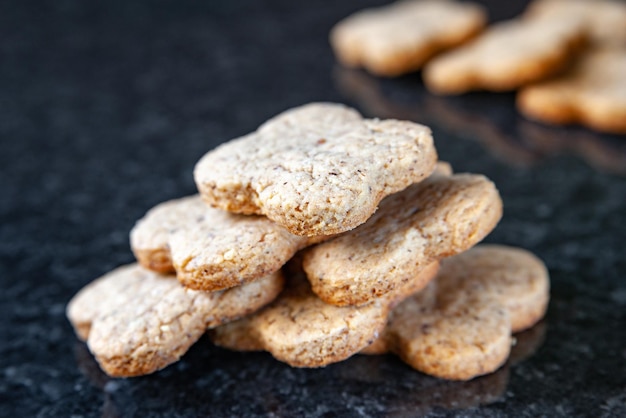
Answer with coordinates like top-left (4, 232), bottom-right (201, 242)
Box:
top-left (331, 0), bottom-right (626, 134)
top-left (67, 103), bottom-right (549, 380)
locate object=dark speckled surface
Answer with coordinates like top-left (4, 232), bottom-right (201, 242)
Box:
top-left (1, 0), bottom-right (626, 416)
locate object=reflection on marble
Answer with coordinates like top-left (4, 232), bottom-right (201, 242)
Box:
top-left (74, 322), bottom-right (546, 417)
top-left (335, 67), bottom-right (626, 175)
top-left (519, 122), bottom-right (626, 176)
top-left (334, 67), bottom-right (540, 167)
top-left (73, 343), bottom-right (120, 418)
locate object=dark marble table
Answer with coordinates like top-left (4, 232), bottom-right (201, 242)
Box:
top-left (2, 0), bottom-right (625, 416)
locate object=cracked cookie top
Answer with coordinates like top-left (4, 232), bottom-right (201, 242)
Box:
top-left (194, 102), bottom-right (437, 236)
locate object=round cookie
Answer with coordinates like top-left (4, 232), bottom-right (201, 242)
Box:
top-left (194, 102), bottom-right (437, 236)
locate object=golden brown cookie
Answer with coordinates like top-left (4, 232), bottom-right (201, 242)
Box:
top-left (210, 258), bottom-right (440, 368)
top-left (130, 195), bottom-right (325, 291)
top-left (361, 245), bottom-right (550, 380)
top-left (330, 0), bottom-right (487, 77)
top-left (66, 264), bottom-right (284, 377)
top-left (302, 172), bottom-right (502, 306)
top-left (423, 17), bottom-right (586, 94)
top-left (517, 48), bottom-right (626, 134)
top-left (525, 0), bottom-right (626, 47)
top-left (194, 102), bottom-right (437, 236)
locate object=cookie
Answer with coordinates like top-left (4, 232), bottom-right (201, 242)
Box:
top-left (517, 48), bottom-right (626, 134)
top-left (302, 172), bottom-right (502, 306)
top-left (525, 0), bottom-right (626, 47)
top-left (361, 245), bottom-right (550, 381)
top-left (330, 0), bottom-right (487, 77)
top-left (66, 264), bottom-right (284, 377)
top-left (423, 17), bottom-right (586, 94)
top-left (130, 195), bottom-right (325, 291)
top-left (210, 258), bottom-right (440, 368)
top-left (194, 102), bottom-right (437, 236)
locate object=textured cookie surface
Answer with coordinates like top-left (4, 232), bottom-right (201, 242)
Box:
top-left (517, 48), bottom-right (626, 134)
top-left (66, 264), bottom-right (284, 377)
top-left (330, 0), bottom-right (487, 77)
top-left (194, 102), bottom-right (437, 236)
top-left (131, 195), bottom-right (323, 291)
top-left (210, 258), bottom-right (440, 368)
top-left (362, 245), bottom-right (550, 380)
top-left (423, 17), bottom-right (586, 94)
top-left (302, 172), bottom-right (502, 306)
top-left (525, 0), bottom-right (626, 47)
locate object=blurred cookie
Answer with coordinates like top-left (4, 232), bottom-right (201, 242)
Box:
top-left (330, 0), bottom-right (487, 76)
top-left (302, 172), bottom-right (502, 306)
top-left (194, 102), bottom-right (437, 236)
top-left (362, 245), bottom-right (550, 380)
top-left (210, 258), bottom-right (440, 368)
top-left (517, 48), bottom-right (626, 134)
top-left (424, 17), bottom-right (586, 94)
top-left (131, 195), bottom-right (325, 291)
top-left (66, 264), bottom-right (284, 377)
top-left (525, 0), bottom-right (626, 47)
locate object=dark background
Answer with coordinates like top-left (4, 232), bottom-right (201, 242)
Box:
top-left (1, 0), bottom-right (625, 416)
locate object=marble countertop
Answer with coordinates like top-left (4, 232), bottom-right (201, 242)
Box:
top-left (2, 0), bottom-right (625, 416)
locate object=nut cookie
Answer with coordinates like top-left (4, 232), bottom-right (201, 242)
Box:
top-left (525, 0), bottom-right (626, 47)
top-left (131, 195), bottom-right (325, 291)
top-left (361, 245), bottom-right (550, 380)
top-left (302, 172), bottom-right (502, 306)
top-left (423, 17), bottom-right (586, 94)
top-left (194, 102), bottom-right (437, 237)
top-left (517, 48), bottom-right (626, 134)
top-left (66, 264), bottom-right (284, 377)
top-left (330, 0), bottom-right (487, 77)
top-left (210, 258), bottom-right (440, 368)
